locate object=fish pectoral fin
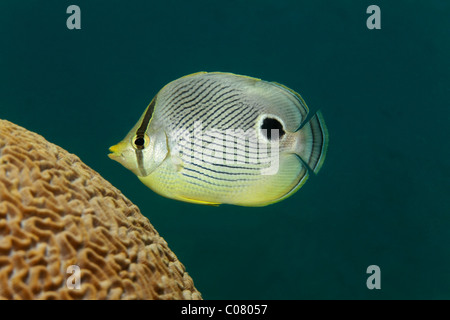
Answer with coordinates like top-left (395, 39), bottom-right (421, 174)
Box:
top-left (177, 195), bottom-right (221, 206)
top-left (170, 153), bottom-right (184, 172)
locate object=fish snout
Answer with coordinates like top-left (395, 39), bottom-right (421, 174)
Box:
top-left (108, 141), bottom-right (127, 160)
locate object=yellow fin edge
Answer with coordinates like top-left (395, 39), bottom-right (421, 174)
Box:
top-left (177, 195), bottom-right (221, 206)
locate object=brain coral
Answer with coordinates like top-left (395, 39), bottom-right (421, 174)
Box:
top-left (0, 119), bottom-right (201, 300)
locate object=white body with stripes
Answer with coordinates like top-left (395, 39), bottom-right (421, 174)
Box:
top-left (109, 72), bottom-right (328, 206)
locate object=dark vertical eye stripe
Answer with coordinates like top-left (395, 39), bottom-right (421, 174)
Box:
top-left (136, 150), bottom-right (147, 176)
top-left (136, 96), bottom-right (157, 138)
top-left (134, 97), bottom-right (156, 177)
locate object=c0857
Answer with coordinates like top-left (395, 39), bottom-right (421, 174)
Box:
top-left (225, 305), bottom-right (267, 315)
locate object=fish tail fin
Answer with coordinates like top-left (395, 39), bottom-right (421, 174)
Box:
top-left (295, 111), bottom-right (328, 174)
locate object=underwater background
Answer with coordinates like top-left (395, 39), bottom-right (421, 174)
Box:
top-left (1, 0), bottom-right (449, 299)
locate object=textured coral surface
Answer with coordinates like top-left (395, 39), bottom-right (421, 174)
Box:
top-left (0, 119), bottom-right (201, 300)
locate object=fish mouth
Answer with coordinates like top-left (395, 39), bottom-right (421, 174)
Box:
top-left (108, 141), bottom-right (126, 161)
top-left (108, 152), bottom-right (120, 160)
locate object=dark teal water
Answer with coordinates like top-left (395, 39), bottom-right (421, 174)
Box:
top-left (1, 0), bottom-right (449, 299)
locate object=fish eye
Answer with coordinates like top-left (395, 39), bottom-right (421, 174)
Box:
top-left (132, 135), bottom-right (149, 150)
top-left (261, 117), bottom-right (286, 140)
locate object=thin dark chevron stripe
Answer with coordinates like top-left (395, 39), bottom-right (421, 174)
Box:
top-left (181, 150), bottom-right (265, 170)
top-left (235, 111), bottom-right (258, 131)
top-left (170, 79), bottom-right (212, 110)
top-left (239, 117), bottom-right (259, 131)
top-left (179, 124), bottom-right (263, 157)
top-left (208, 88), bottom-right (238, 105)
top-left (201, 100), bottom-right (243, 129)
top-left (186, 161), bottom-right (258, 176)
top-left (180, 135), bottom-right (263, 160)
top-left (160, 78), bottom-right (204, 113)
top-left (163, 77), bottom-right (206, 111)
top-left (182, 177), bottom-right (242, 193)
top-left (181, 172), bottom-right (238, 188)
top-left (182, 146), bottom-right (264, 171)
top-left (170, 81), bottom-right (221, 115)
top-left (167, 87), bottom-right (237, 127)
top-left (182, 96), bottom-right (241, 132)
top-left (182, 177), bottom-right (213, 190)
top-left (214, 139), bottom-right (262, 159)
top-left (160, 78), bottom-right (209, 119)
top-left (215, 104), bottom-right (249, 129)
top-left (168, 82), bottom-right (226, 122)
top-left (183, 166), bottom-right (257, 182)
top-left (200, 85), bottom-right (233, 107)
top-left (197, 134), bottom-right (263, 159)
top-left (173, 93), bottom-right (240, 132)
top-left (182, 142), bottom-right (261, 163)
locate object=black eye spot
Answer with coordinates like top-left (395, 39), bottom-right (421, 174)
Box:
top-left (261, 117), bottom-right (285, 140)
top-left (134, 137), bottom-right (145, 148)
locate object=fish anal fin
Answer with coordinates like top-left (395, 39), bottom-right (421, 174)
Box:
top-left (231, 153), bottom-right (309, 207)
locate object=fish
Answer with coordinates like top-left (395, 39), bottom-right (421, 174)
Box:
top-left (108, 72), bottom-right (328, 207)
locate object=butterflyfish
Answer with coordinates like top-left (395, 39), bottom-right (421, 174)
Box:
top-left (109, 72), bottom-right (328, 206)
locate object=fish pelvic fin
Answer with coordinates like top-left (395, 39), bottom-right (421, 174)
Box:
top-left (177, 195), bottom-right (221, 206)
